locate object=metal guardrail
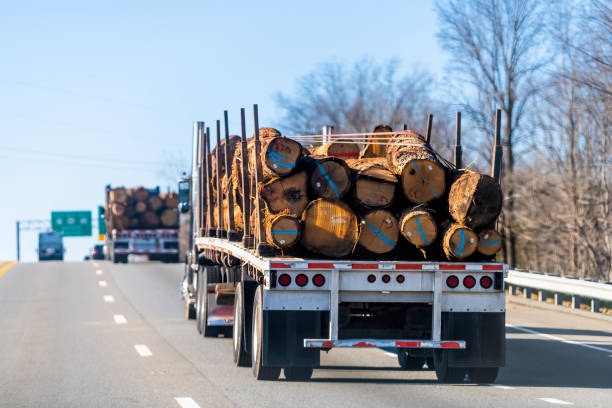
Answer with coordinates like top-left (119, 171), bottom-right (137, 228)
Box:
top-left (505, 270), bottom-right (612, 313)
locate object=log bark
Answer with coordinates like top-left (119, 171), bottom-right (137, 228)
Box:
top-left (141, 211), bottom-right (160, 228)
top-left (477, 229), bottom-right (503, 257)
top-left (442, 224), bottom-right (478, 260)
top-left (302, 156), bottom-right (352, 200)
top-left (386, 130), bottom-right (446, 204)
top-left (360, 124), bottom-right (392, 158)
top-left (448, 171), bottom-right (503, 229)
top-left (300, 199), bottom-right (359, 257)
top-left (261, 171), bottom-right (309, 215)
top-left (311, 141), bottom-right (359, 159)
top-left (160, 208), bottom-right (177, 228)
top-left (358, 209), bottom-right (399, 254)
top-left (399, 209), bottom-right (437, 248)
top-left (265, 212), bottom-right (301, 248)
top-left (345, 158), bottom-right (397, 209)
top-left (109, 188), bottom-right (128, 204)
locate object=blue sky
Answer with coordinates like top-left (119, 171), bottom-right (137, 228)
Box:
top-left (0, 1), bottom-right (446, 261)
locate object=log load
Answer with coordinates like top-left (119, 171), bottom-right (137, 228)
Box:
top-left (301, 199), bottom-right (359, 257)
top-left (386, 130), bottom-right (446, 204)
top-left (261, 135), bottom-right (302, 178)
top-left (399, 209), bottom-right (437, 248)
top-left (141, 211), bottom-right (160, 228)
top-left (345, 158), bottom-right (397, 209)
top-left (265, 212), bottom-right (301, 248)
top-left (147, 195), bottom-right (163, 212)
top-left (131, 187), bottom-right (150, 202)
top-left (358, 209), bottom-right (399, 254)
top-left (442, 224), bottom-right (478, 260)
top-left (161, 192), bottom-right (179, 209)
top-left (109, 187), bottom-right (128, 204)
top-left (107, 186), bottom-right (179, 230)
top-left (261, 170), bottom-right (309, 215)
top-left (301, 156), bottom-right (352, 200)
top-left (311, 141), bottom-right (360, 159)
top-left (134, 201), bottom-right (147, 214)
top-left (447, 171), bottom-right (503, 229)
top-left (361, 124), bottom-right (392, 158)
top-left (477, 229), bottom-right (503, 257)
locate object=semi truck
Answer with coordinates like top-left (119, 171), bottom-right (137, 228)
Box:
top-left (104, 185), bottom-right (180, 263)
top-left (182, 108), bottom-right (507, 382)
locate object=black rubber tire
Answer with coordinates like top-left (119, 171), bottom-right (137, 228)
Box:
top-left (185, 299), bottom-right (196, 320)
top-left (426, 357), bottom-right (435, 370)
top-left (397, 351), bottom-right (425, 370)
top-left (284, 367), bottom-right (313, 381)
top-left (233, 282), bottom-right (251, 367)
top-left (467, 367), bottom-right (499, 383)
top-left (203, 266), bottom-right (223, 338)
top-left (434, 350), bottom-right (465, 383)
top-left (251, 285), bottom-right (281, 381)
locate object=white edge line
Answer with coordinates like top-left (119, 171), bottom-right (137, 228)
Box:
top-left (113, 314), bottom-right (127, 324)
top-left (507, 324), bottom-right (612, 354)
top-left (134, 344), bottom-right (152, 357)
top-left (175, 397), bottom-right (201, 408)
top-left (103, 295), bottom-right (114, 303)
top-left (538, 397), bottom-right (574, 405)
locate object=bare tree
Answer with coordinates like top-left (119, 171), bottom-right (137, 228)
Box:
top-left (435, 0), bottom-right (550, 268)
top-left (275, 58), bottom-right (454, 157)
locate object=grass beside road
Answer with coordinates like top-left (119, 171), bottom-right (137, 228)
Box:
top-left (0, 261), bottom-right (17, 277)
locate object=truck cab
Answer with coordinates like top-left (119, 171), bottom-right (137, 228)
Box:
top-left (38, 231), bottom-right (64, 261)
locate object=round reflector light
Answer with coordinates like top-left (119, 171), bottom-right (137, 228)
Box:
top-left (480, 275), bottom-right (493, 289)
top-left (367, 274), bottom-right (376, 283)
top-left (313, 274), bottom-right (325, 287)
top-left (446, 275), bottom-right (459, 288)
top-left (463, 275), bottom-right (476, 288)
top-left (278, 273), bottom-right (291, 287)
top-left (295, 274), bottom-right (308, 287)
top-left (396, 274), bottom-right (405, 283)
top-left (382, 274), bottom-right (391, 283)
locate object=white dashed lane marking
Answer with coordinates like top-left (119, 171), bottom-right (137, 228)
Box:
top-left (113, 314), bottom-right (127, 324)
top-left (96, 269), bottom-right (103, 275)
top-left (489, 384), bottom-right (515, 390)
top-left (538, 398), bottom-right (573, 405)
top-left (134, 344), bottom-right (152, 357)
top-left (103, 295), bottom-right (114, 303)
top-left (98, 281), bottom-right (107, 287)
top-left (93, 263), bottom-right (99, 267)
top-left (175, 397), bottom-right (201, 408)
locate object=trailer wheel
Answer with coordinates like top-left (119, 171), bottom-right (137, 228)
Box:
top-left (233, 282), bottom-right (251, 366)
top-left (426, 357), bottom-right (435, 370)
top-left (283, 367), bottom-right (313, 381)
top-left (196, 268), bottom-right (205, 334)
top-left (467, 367), bottom-right (499, 383)
top-left (251, 285), bottom-right (280, 380)
top-left (203, 266), bottom-right (222, 338)
top-left (434, 350), bottom-right (465, 383)
top-left (397, 351), bottom-right (425, 370)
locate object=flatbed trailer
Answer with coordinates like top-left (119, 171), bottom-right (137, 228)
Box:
top-left (183, 106), bottom-right (507, 382)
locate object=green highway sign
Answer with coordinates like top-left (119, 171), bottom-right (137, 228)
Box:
top-left (51, 211), bottom-right (92, 237)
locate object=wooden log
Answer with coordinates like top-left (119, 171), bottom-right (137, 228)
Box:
top-left (141, 211), bottom-right (160, 228)
top-left (160, 208), bottom-right (178, 228)
top-left (448, 171), bottom-right (503, 229)
top-left (311, 141), bottom-right (359, 159)
top-left (386, 130), bottom-right (446, 204)
top-left (132, 187), bottom-right (150, 202)
top-left (345, 158), bottom-right (397, 209)
top-left (261, 136), bottom-right (303, 178)
top-left (265, 212), bottom-right (301, 248)
top-left (147, 195), bottom-right (163, 212)
top-left (134, 201), bottom-right (147, 214)
top-left (161, 192), bottom-right (179, 209)
top-left (399, 209), bottom-right (437, 248)
top-left (358, 209), bottom-right (399, 254)
top-left (113, 215), bottom-right (130, 230)
top-left (261, 171), bottom-right (309, 215)
top-left (442, 224), bottom-right (478, 260)
top-left (477, 229), bottom-right (503, 256)
top-left (111, 202), bottom-right (126, 217)
top-left (109, 187), bottom-right (127, 204)
top-left (361, 124), bottom-right (392, 158)
top-left (300, 199), bottom-right (359, 257)
top-left (302, 156), bottom-right (352, 200)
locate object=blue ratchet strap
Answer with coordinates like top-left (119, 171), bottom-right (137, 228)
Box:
top-left (267, 151), bottom-right (296, 168)
top-left (363, 218), bottom-right (394, 248)
top-left (414, 215), bottom-right (430, 246)
top-left (270, 230), bottom-right (299, 235)
top-left (411, 160), bottom-right (440, 199)
top-left (479, 238), bottom-right (501, 245)
top-left (456, 228), bottom-right (466, 255)
top-left (315, 161), bottom-right (340, 198)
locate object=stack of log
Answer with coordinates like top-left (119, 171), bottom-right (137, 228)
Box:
top-left (209, 126), bottom-right (502, 261)
top-left (107, 187), bottom-right (179, 230)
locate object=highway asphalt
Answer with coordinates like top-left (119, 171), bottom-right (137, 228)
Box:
top-left (0, 261), bottom-right (610, 407)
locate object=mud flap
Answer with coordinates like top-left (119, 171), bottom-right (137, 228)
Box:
top-left (444, 312), bottom-right (505, 368)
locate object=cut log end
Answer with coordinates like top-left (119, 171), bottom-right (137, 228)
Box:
top-left (400, 211), bottom-right (437, 248)
top-left (358, 210), bottom-right (398, 254)
top-left (261, 171), bottom-right (309, 215)
top-left (477, 229), bottom-right (503, 256)
top-left (309, 158), bottom-right (351, 200)
top-left (448, 172), bottom-right (503, 228)
top-left (263, 137), bottom-right (302, 177)
top-left (443, 224), bottom-right (478, 260)
top-left (301, 199), bottom-right (359, 257)
top-left (400, 159), bottom-right (446, 204)
top-left (313, 141), bottom-right (360, 159)
top-left (265, 214), bottom-right (301, 248)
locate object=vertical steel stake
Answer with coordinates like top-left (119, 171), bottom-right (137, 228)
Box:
top-left (454, 112), bottom-right (463, 169)
top-left (205, 127), bottom-right (214, 237)
top-left (215, 120), bottom-right (225, 238)
top-left (240, 108), bottom-right (253, 248)
top-left (425, 114), bottom-right (433, 144)
top-left (491, 109), bottom-right (503, 182)
top-left (224, 110), bottom-right (237, 240)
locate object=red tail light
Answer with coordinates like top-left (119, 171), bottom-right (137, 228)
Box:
top-left (382, 274), bottom-right (391, 283)
top-left (278, 273), bottom-right (291, 287)
top-left (367, 274), bottom-right (376, 283)
top-left (295, 274), bottom-right (308, 287)
top-left (396, 274), bottom-right (405, 283)
top-left (463, 275), bottom-right (476, 288)
top-left (312, 274), bottom-right (325, 287)
top-left (480, 275), bottom-right (493, 289)
top-left (446, 275), bottom-right (459, 288)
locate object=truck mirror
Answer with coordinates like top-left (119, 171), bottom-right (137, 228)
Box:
top-left (178, 180), bottom-right (190, 213)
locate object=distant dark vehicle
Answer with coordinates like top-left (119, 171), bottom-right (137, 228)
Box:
top-left (38, 231), bottom-right (64, 261)
top-left (90, 244), bottom-right (104, 260)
